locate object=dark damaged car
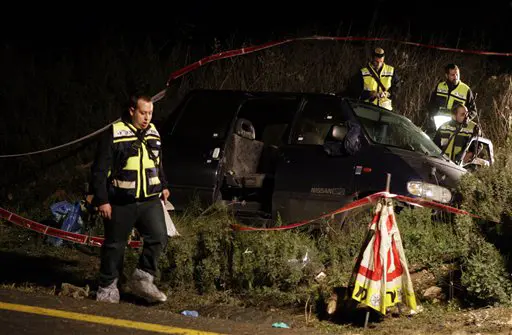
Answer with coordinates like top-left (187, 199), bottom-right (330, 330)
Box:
top-left (158, 89), bottom-right (473, 224)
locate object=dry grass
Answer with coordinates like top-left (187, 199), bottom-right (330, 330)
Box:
top-left (1, 31), bottom-right (511, 171)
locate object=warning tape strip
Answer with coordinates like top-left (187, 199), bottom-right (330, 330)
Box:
top-left (0, 190), bottom-right (488, 241)
top-left (165, 35), bottom-right (512, 86)
top-left (231, 191), bottom-right (384, 231)
top-left (0, 119), bottom-right (120, 159)
top-left (392, 193), bottom-right (480, 218)
top-left (0, 207), bottom-right (142, 248)
top-left (231, 191), bottom-right (481, 231)
top-left (3, 35), bottom-right (511, 158)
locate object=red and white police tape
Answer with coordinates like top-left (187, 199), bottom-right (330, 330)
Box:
top-left (0, 207), bottom-right (142, 248)
top-left (164, 35), bottom-right (512, 88)
top-left (230, 191), bottom-right (482, 231)
top-left (2, 34), bottom-right (511, 159)
top-left (0, 190), bottom-right (481, 246)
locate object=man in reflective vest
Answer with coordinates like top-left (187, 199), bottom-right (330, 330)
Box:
top-left (433, 104), bottom-right (481, 164)
top-left (90, 93), bottom-right (170, 304)
top-left (426, 63), bottom-right (477, 135)
top-left (357, 47), bottom-right (401, 111)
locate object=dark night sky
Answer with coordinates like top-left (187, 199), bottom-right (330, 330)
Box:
top-left (2, 1), bottom-right (512, 53)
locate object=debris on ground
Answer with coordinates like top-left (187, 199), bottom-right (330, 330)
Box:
top-left (272, 322), bottom-right (290, 328)
top-left (423, 286), bottom-right (446, 302)
top-left (181, 310), bottom-right (199, 317)
top-left (58, 283), bottom-right (89, 299)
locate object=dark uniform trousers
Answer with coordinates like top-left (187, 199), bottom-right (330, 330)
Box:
top-left (99, 196), bottom-right (167, 287)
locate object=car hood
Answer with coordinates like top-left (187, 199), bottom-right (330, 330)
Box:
top-left (385, 146), bottom-right (467, 189)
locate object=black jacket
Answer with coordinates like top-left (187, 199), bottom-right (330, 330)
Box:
top-left (90, 125), bottom-right (168, 207)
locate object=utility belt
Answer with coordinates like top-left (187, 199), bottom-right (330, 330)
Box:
top-left (107, 184), bottom-right (160, 205)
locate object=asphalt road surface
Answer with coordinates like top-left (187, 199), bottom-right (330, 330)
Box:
top-left (0, 288), bottom-right (317, 335)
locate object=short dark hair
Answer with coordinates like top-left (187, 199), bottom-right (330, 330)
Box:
top-left (451, 103), bottom-right (467, 114)
top-left (445, 63), bottom-right (459, 74)
top-left (121, 93), bottom-right (152, 121)
top-left (129, 94), bottom-right (152, 110)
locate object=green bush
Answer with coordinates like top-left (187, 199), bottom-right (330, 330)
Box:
top-left (459, 232), bottom-right (512, 306)
top-left (231, 230), bottom-right (321, 292)
top-left (161, 203), bottom-right (234, 293)
top-left (159, 200), bottom-right (480, 307)
top-left (397, 207), bottom-right (465, 268)
top-left (453, 141), bottom-right (512, 306)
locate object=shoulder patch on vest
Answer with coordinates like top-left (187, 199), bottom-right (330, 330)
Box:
top-left (113, 128), bottom-right (135, 138)
top-left (146, 127), bottom-right (160, 137)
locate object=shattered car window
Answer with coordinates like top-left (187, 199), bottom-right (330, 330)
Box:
top-left (350, 102), bottom-right (443, 157)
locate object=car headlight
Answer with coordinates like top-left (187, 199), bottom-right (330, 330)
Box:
top-left (407, 181), bottom-right (452, 203)
top-left (433, 115), bottom-right (451, 130)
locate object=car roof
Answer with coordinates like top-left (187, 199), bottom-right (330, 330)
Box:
top-left (182, 88), bottom-right (349, 101)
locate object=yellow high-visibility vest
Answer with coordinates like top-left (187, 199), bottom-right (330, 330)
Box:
top-left (110, 121), bottom-right (163, 200)
top-left (434, 81), bottom-right (471, 116)
top-left (361, 63), bottom-right (395, 110)
top-left (437, 120), bottom-right (477, 161)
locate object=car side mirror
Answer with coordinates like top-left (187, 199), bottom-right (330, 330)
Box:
top-left (458, 137), bottom-right (494, 169)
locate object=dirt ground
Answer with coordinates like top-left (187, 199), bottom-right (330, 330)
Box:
top-left (1, 223), bottom-right (511, 334)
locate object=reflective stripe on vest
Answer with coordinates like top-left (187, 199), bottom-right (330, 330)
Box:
top-left (361, 63), bottom-right (394, 110)
top-left (435, 81), bottom-right (470, 114)
top-left (111, 121), bottom-right (163, 200)
top-left (437, 120), bottom-right (476, 161)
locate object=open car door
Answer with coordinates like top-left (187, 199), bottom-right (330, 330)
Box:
top-left (458, 136), bottom-right (494, 171)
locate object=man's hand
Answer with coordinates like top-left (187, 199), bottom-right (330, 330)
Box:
top-left (161, 189), bottom-right (170, 202)
top-left (463, 152), bottom-right (474, 163)
top-left (370, 91), bottom-right (389, 99)
top-left (98, 203), bottom-right (112, 220)
top-left (375, 91), bottom-right (389, 99)
top-left (369, 90), bottom-right (379, 99)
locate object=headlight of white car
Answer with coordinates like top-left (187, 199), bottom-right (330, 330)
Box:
top-left (433, 115), bottom-right (452, 130)
top-left (407, 181), bottom-right (452, 203)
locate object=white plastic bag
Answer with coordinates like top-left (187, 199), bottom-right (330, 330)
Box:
top-left (161, 200), bottom-right (180, 237)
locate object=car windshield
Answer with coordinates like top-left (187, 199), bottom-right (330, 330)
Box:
top-left (349, 101), bottom-right (444, 157)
